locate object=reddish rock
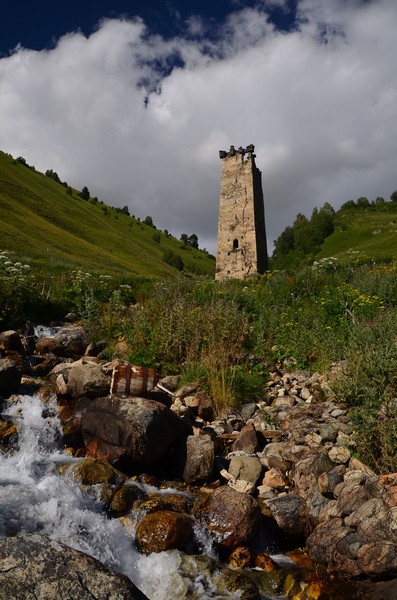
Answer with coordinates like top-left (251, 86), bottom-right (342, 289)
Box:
top-left (255, 553), bottom-right (279, 573)
top-left (136, 510), bottom-right (194, 554)
top-left (195, 486), bottom-right (262, 551)
top-left (232, 422), bottom-right (262, 453)
top-left (262, 468), bottom-right (289, 489)
top-left (228, 546), bottom-right (254, 569)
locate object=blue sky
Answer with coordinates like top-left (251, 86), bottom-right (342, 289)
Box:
top-left (0, 1), bottom-right (297, 54)
top-left (0, 0), bottom-right (396, 254)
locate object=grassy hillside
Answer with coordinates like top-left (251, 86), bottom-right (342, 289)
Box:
top-left (272, 200), bottom-right (397, 270)
top-left (318, 205), bottom-right (397, 262)
top-left (0, 151), bottom-right (215, 277)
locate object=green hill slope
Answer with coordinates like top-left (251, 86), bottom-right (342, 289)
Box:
top-left (318, 205), bottom-right (397, 262)
top-left (0, 151), bottom-right (215, 277)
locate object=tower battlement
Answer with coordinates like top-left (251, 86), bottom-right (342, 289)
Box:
top-left (215, 144), bottom-right (268, 280)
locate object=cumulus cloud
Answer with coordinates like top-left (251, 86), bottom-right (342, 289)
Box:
top-left (0, 0), bottom-right (396, 254)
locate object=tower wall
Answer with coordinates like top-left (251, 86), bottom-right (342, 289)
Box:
top-left (215, 145), bottom-right (268, 280)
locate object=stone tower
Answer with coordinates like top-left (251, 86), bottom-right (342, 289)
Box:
top-left (215, 144), bottom-right (268, 280)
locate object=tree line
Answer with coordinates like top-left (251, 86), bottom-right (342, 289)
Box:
top-left (272, 191), bottom-right (397, 269)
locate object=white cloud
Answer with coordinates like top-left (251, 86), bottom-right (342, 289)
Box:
top-left (0, 0), bottom-right (396, 256)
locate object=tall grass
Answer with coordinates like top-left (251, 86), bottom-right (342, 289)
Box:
top-left (2, 252), bottom-right (397, 471)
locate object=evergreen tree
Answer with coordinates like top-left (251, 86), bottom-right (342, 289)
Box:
top-left (79, 186), bottom-right (90, 200)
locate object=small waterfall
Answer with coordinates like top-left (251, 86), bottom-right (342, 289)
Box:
top-left (33, 324), bottom-right (62, 338)
top-left (0, 394), bottom-right (248, 599)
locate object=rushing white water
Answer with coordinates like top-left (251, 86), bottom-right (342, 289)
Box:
top-left (0, 394), bottom-right (254, 599)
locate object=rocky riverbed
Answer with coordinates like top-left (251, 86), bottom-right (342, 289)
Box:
top-left (1, 324), bottom-right (397, 599)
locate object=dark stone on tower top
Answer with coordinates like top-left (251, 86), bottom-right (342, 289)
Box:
top-left (219, 145), bottom-right (255, 159)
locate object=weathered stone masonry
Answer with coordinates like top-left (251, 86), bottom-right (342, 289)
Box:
top-left (215, 144), bottom-right (268, 280)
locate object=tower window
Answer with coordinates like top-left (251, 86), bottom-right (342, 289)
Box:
top-left (232, 239), bottom-right (239, 250)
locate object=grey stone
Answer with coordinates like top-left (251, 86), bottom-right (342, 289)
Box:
top-left (0, 534), bottom-right (147, 599)
top-left (228, 455), bottom-right (263, 486)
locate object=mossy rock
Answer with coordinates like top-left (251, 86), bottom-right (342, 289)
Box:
top-left (179, 555), bottom-right (261, 600)
top-left (110, 484), bottom-right (144, 516)
top-left (134, 492), bottom-right (192, 514)
top-left (136, 510), bottom-right (194, 554)
top-left (0, 417), bottom-right (17, 449)
top-left (63, 458), bottom-right (122, 485)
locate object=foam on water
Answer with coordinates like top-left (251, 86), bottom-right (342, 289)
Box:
top-left (0, 394), bottom-right (249, 599)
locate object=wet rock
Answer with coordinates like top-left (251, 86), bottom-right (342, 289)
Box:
top-left (134, 492), bottom-right (192, 515)
top-left (266, 494), bottom-right (308, 536)
top-left (0, 330), bottom-right (25, 356)
top-left (135, 510), bottom-right (194, 554)
top-left (179, 554), bottom-right (261, 599)
top-left (0, 534), bottom-right (147, 599)
top-left (182, 434), bottom-right (215, 484)
top-left (0, 358), bottom-right (22, 396)
top-left (31, 354), bottom-right (65, 376)
top-left (255, 553), bottom-right (279, 572)
top-left (35, 326), bottom-right (87, 358)
top-left (229, 546), bottom-right (254, 569)
top-left (63, 458), bottom-right (121, 485)
top-left (195, 485), bottom-right (262, 551)
top-left (109, 484), bottom-right (144, 516)
top-left (81, 396), bottom-right (187, 467)
top-left (0, 416), bottom-right (17, 449)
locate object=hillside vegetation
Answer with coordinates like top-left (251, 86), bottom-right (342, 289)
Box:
top-left (0, 151), bottom-right (214, 277)
top-left (272, 194), bottom-right (397, 269)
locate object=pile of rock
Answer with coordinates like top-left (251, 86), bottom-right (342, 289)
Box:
top-left (2, 324), bottom-right (397, 596)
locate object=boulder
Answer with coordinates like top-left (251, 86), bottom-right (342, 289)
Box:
top-left (51, 359), bottom-right (110, 399)
top-left (228, 455), bottom-right (263, 486)
top-left (0, 358), bottom-right (22, 396)
top-left (0, 330), bottom-right (25, 355)
top-left (35, 326), bottom-right (87, 357)
top-left (266, 494), bottom-right (308, 537)
top-left (195, 486), bottom-right (262, 551)
top-left (81, 396), bottom-right (187, 467)
top-left (31, 354), bottom-right (65, 376)
top-left (0, 534), bottom-right (147, 599)
top-left (182, 434), bottom-right (215, 484)
top-left (63, 458), bottom-right (121, 485)
top-left (135, 510), bottom-right (194, 554)
top-left (232, 422), bottom-right (262, 453)
top-left (109, 484), bottom-right (145, 517)
top-left (306, 520), bottom-right (366, 578)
